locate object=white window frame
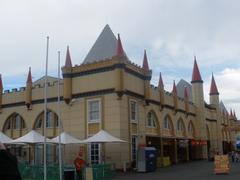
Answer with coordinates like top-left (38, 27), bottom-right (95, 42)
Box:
top-left (88, 143), bottom-right (101, 165)
top-left (129, 99), bottom-right (138, 123)
top-left (87, 98), bottom-right (101, 123)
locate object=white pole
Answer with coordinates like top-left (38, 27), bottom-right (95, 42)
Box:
top-left (57, 51), bottom-right (63, 180)
top-left (44, 36), bottom-right (49, 180)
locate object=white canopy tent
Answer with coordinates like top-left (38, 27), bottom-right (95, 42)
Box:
top-left (51, 132), bottom-right (83, 144)
top-left (83, 130), bottom-right (126, 143)
top-left (0, 131), bottom-right (12, 143)
top-left (8, 130), bottom-right (52, 144)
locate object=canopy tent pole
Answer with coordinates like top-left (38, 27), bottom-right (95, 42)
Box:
top-left (44, 36), bottom-right (49, 180)
top-left (57, 51), bottom-right (63, 180)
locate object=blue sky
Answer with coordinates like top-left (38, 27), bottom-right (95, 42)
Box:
top-left (0, 0), bottom-right (240, 116)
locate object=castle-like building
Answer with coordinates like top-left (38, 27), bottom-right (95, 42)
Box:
top-left (0, 25), bottom-right (238, 168)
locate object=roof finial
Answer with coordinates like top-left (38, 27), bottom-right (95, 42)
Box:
top-left (172, 80), bottom-right (177, 94)
top-left (65, 46), bottom-right (72, 67)
top-left (116, 34), bottom-right (124, 56)
top-left (158, 72), bottom-right (164, 89)
top-left (210, 73), bottom-right (219, 95)
top-left (191, 56), bottom-right (203, 83)
top-left (27, 67), bottom-right (32, 83)
top-left (142, 49), bottom-right (149, 71)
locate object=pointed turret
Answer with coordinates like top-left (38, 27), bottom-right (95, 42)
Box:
top-left (210, 74), bottom-right (219, 95)
top-left (142, 50), bottom-right (151, 104)
top-left (142, 50), bottom-right (149, 72)
top-left (158, 72), bottom-right (165, 110)
top-left (158, 72), bottom-right (164, 89)
top-left (172, 80), bottom-right (177, 94)
top-left (190, 57), bottom-right (208, 158)
top-left (172, 80), bottom-right (178, 111)
top-left (191, 56), bottom-right (203, 83)
top-left (209, 74), bottom-right (219, 106)
top-left (65, 46), bottom-right (72, 68)
top-left (25, 67), bottom-right (32, 109)
top-left (62, 46), bottom-right (73, 104)
top-left (191, 56), bottom-right (204, 107)
top-left (116, 34), bottom-right (124, 57)
top-left (27, 67), bottom-right (32, 83)
top-left (0, 74), bottom-right (3, 112)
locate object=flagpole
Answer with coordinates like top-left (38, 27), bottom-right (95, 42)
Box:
top-left (44, 36), bottom-right (49, 180)
top-left (57, 51), bottom-right (63, 180)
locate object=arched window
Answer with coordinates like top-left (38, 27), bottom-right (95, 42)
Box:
top-left (177, 119), bottom-right (184, 132)
top-left (188, 122), bottom-right (193, 133)
top-left (3, 113), bottom-right (25, 132)
top-left (34, 110), bottom-right (59, 129)
top-left (164, 115), bottom-right (171, 129)
top-left (147, 111), bottom-right (157, 128)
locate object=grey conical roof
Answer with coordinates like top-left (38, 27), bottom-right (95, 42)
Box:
top-left (219, 101), bottom-right (227, 113)
top-left (176, 79), bottom-right (193, 101)
top-left (83, 24), bottom-right (124, 64)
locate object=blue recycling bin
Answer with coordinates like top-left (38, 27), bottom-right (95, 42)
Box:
top-left (137, 147), bottom-right (157, 172)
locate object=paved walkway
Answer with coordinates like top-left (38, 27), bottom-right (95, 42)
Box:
top-left (114, 161), bottom-right (240, 180)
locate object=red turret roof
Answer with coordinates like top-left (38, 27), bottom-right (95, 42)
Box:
top-left (142, 50), bottom-right (149, 71)
top-left (184, 86), bottom-right (188, 98)
top-left (172, 80), bottom-right (177, 94)
top-left (65, 46), bottom-right (72, 67)
top-left (191, 56), bottom-right (203, 83)
top-left (116, 34), bottom-right (124, 56)
top-left (210, 74), bottom-right (219, 95)
top-left (27, 67), bottom-right (32, 83)
top-left (158, 72), bottom-right (164, 89)
top-left (0, 74), bottom-right (2, 90)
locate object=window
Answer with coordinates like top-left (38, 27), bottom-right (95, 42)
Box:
top-left (89, 143), bottom-right (100, 164)
top-left (188, 122), bottom-right (194, 134)
top-left (88, 99), bottom-right (101, 122)
top-left (147, 112), bottom-right (157, 128)
top-left (46, 111), bottom-right (54, 128)
top-left (130, 100), bottom-right (137, 122)
top-left (34, 110), bottom-right (58, 129)
top-left (131, 136), bottom-right (137, 162)
top-left (36, 118), bottom-right (42, 129)
top-left (177, 120), bottom-right (184, 131)
top-left (3, 114), bottom-right (25, 132)
top-left (14, 115), bottom-right (21, 129)
top-left (6, 120), bottom-right (11, 130)
top-left (164, 116), bottom-right (171, 129)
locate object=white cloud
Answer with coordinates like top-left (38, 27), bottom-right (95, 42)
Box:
top-left (203, 68), bottom-right (240, 118)
top-left (0, 0), bottom-right (240, 118)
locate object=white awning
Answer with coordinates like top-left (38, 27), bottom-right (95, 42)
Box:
top-left (0, 131), bottom-right (12, 143)
top-left (51, 132), bottom-right (83, 144)
top-left (83, 130), bottom-right (126, 143)
top-left (8, 130), bottom-right (52, 144)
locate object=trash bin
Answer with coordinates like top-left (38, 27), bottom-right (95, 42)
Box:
top-left (137, 147), bottom-right (157, 172)
top-left (64, 168), bottom-right (76, 180)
